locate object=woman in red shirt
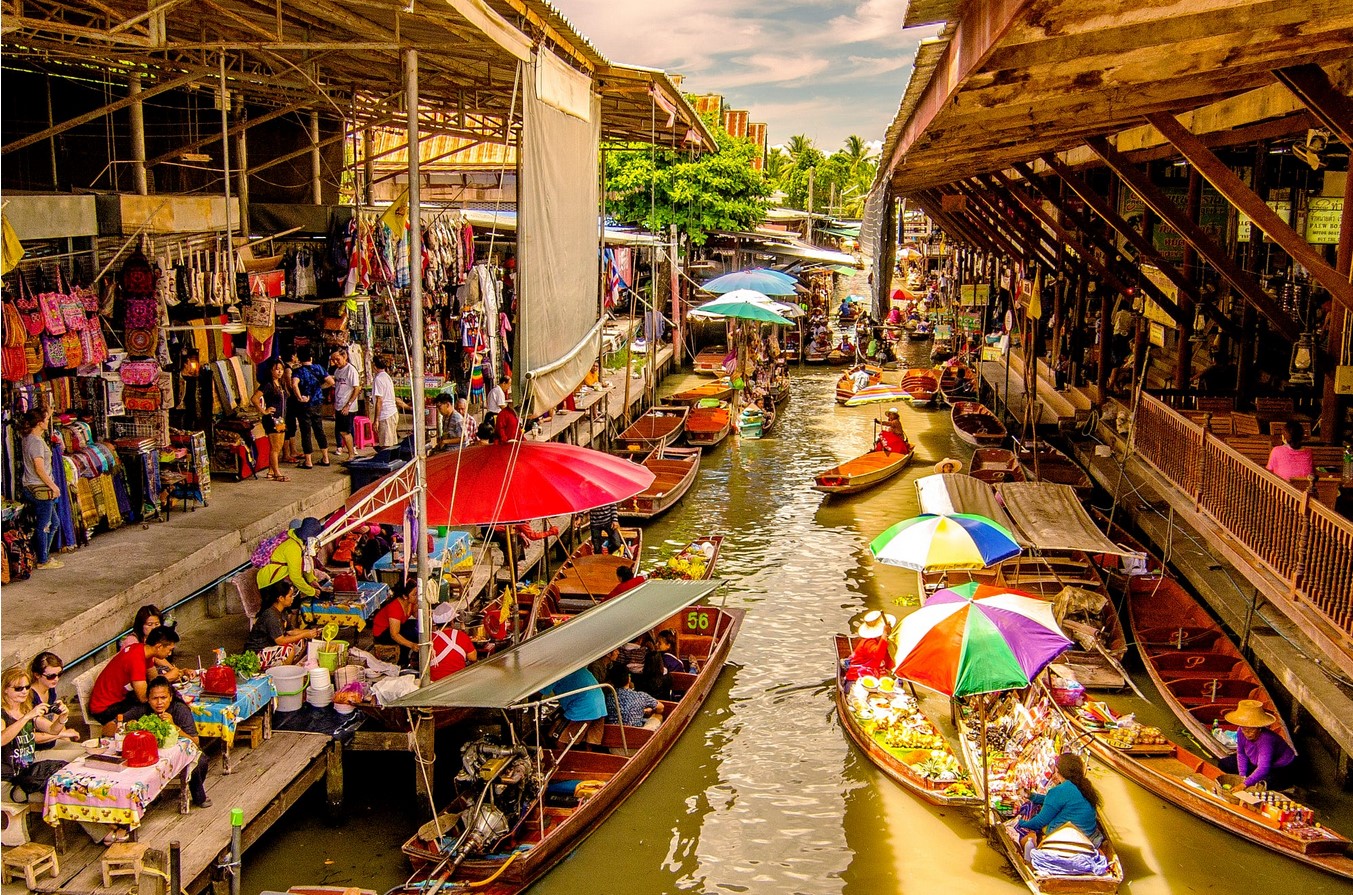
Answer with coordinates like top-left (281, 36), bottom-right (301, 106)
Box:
top-left (845, 611), bottom-right (894, 680)
top-left (372, 580), bottom-right (419, 667)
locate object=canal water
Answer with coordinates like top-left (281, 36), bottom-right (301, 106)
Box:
top-left (244, 354), bottom-right (1353, 895)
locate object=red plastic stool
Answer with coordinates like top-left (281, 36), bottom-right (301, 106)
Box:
top-left (352, 415), bottom-right (376, 450)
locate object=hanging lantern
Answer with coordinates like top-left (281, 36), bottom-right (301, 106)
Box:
top-left (1289, 332), bottom-right (1315, 387)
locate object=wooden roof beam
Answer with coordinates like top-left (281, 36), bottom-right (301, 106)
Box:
top-left (915, 191), bottom-right (996, 254)
top-left (1027, 156), bottom-right (1239, 340)
top-left (947, 186), bottom-right (1032, 263)
top-left (144, 98), bottom-right (310, 167)
top-left (1272, 63), bottom-right (1353, 151)
top-left (1145, 111), bottom-right (1353, 315)
top-left (958, 181), bottom-right (1057, 270)
top-left (966, 177), bottom-right (1062, 268)
top-left (979, 172), bottom-right (1105, 287)
top-left (1086, 134), bottom-right (1298, 341)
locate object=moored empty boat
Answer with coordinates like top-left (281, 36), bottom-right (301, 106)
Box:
top-left (693, 345), bottom-right (730, 375)
top-left (900, 367), bottom-right (939, 406)
top-left (685, 400), bottom-right (733, 448)
top-left (616, 405), bottom-right (688, 454)
top-left (951, 401), bottom-right (1007, 447)
top-left (618, 446), bottom-right (701, 521)
top-left (969, 448), bottom-right (1023, 484)
top-left (668, 378), bottom-right (733, 406)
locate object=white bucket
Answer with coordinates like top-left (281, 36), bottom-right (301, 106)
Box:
top-left (1121, 551), bottom-right (1150, 576)
top-left (268, 665), bottom-right (307, 712)
top-left (307, 683), bottom-right (334, 708)
top-left (333, 701), bottom-right (356, 716)
top-left (308, 667), bottom-right (332, 690)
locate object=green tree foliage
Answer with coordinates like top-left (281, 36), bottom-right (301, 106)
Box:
top-left (604, 110), bottom-right (769, 245)
top-left (769, 133), bottom-right (878, 218)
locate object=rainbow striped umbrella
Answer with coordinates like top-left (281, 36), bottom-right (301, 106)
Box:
top-left (869, 513), bottom-right (1020, 572)
top-left (890, 581), bottom-right (1073, 697)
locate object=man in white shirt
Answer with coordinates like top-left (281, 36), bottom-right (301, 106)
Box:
top-left (371, 355), bottom-right (409, 449)
top-left (329, 348), bottom-right (361, 460)
top-left (484, 377), bottom-right (507, 416)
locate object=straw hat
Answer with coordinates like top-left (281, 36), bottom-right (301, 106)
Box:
top-left (934, 458), bottom-right (964, 474)
top-left (850, 609), bottom-right (896, 639)
top-left (886, 407), bottom-right (900, 417)
top-left (1224, 699), bottom-right (1277, 729)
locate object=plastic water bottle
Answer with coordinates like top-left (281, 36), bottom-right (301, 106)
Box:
top-left (1343, 443), bottom-right (1353, 483)
top-left (113, 714), bottom-right (126, 751)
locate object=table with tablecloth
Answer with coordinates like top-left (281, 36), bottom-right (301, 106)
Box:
top-left (43, 739), bottom-right (199, 831)
top-left (372, 532), bottom-right (472, 583)
top-left (299, 581), bottom-right (390, 631)
top-left (178, 675), bottom-right (276, 772)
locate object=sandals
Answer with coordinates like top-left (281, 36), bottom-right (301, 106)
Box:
top-left (269, 473), bottom-right (291, 482)
top-left (318, 459), bottom-right (332, 467)
top-left (296, 461), bottom-right (314, 469)
top-left (102, 828), bottom-right (130, 846)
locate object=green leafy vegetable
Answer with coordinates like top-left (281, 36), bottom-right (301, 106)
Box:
top-left (125, 714), bottom-right (177, 747)
top-left (222, 651), bottom-right (261, 679)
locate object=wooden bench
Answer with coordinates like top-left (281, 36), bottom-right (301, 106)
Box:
top-left (1309, 445), bottom-right (1346, 470)
top-left (1221, 434), bottom-right (1276, 466)
top-left (599, 723), bottom-right (657, 752)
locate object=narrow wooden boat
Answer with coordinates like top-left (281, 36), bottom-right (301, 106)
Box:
top-left (692, 345), bottom-right (729, 375)
top-left (939, 363), bottom-right (976, 403)
top-left (827, 347), bottom-right (855, 366)
top-left (783, 330), bottom-right (802, 360)
top-left (833, 635), bottom-right (980, 807)
top-left (617, 446), bottom-right (701, 521)
top-left (668, 378), bottom-right (732, 406)
top-left (835, 364), bottom-right (882, 403)
top-left (771, 376), bottom-right (791, 404)
top-left (900, 367), bottom-right (939, 406)
top-left (813, 444), bottom-right (914, 494)
top-left (955, 691), bottom-right (1124, 894)
top-left (398, 600), bottom-right (746, 895)
top-left (1103, 520), bottom-right (1293, 758)
top-left (685, 400), bottom-right (733, 448)
top-left (550, 526), bottom-right (643, 613)
top-left (907, 322), bottom-right (933, 341)
top-left (970, 448), bottom-right (1024, 484)
top-left (615, 405), bottom-right (688, 454)
top-left (951, 401), bottom-right (1007, 447)
top-left (648, 535), bottom-right (723, 581)
top-left (805, 342), bottom-right (831, 364)
top-left (1059, 690), bottom-right (1353, 881)
top-left (1016, 442), bottom-right (1093, 494)
top-left (738, 404), bottom-right (774, 439)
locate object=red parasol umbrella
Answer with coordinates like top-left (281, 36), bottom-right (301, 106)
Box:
top-left (345, 440), bottom-right (656, 526)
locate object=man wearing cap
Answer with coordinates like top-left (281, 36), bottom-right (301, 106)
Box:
top-left (1218, 700), bottom-right (1298, 791)
top-left (257, 517), bottom-right (326, 598)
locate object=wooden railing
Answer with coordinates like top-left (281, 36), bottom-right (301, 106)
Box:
top-left (1133, 393), bottom-right (1353, 649)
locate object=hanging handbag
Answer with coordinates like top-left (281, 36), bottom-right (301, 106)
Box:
top-left (79, 322), bottom-right (108, 365)
top-left (41, 332), bottom-right (68, 367)
top-left (24, 336), bottom-right (43, 374)
top-left (122, 385), bottom-right (162, 412)
top-left (3, 300), bottom-right (27, 347)
top-left (76, 280), bottom-right (100, 313)
top-left (56, 269), bottom-right (86, 332)
top-left (60, 330), bottom-right (84, 367)
top-left (14, 272), bottom-right (45, 336)
top-left (2, 344), bottom-right (27, 381)
top-left (37, 272), bottom-right (67, 336)
top-left (118, 359), bottom-right (160, 386)
top-left (201, 664), bottom-right (237, 698)
top-left (124, 295), bottom-right (158, 329)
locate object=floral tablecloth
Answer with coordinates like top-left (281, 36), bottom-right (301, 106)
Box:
top-left (300, 581), bottom-right (389, 631)
top-left (178, 675), bottom-right (277, 745)
top-left (43, 739), bottom-right (200, 830)
top-left (372, 532), bottom-right (470, 572)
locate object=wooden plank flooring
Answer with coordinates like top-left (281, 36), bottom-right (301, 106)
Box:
top-left (7, 732), bottom-right (329, 895)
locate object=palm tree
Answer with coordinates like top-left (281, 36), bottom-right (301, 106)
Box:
top-left (842, 135), bottom-right (876, 179)
top-left (785, 134), bottom-right (814, 163)
top-left (764, 147), bottom-right (790, 182)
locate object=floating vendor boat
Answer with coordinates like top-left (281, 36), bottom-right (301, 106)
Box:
top-left (648, 535), bottom-right (723, 581)
top-left (668, 378), bottom-right (733, 406)
top-left (907, 320), bottom-right (933, 341)
top-left (771, 374), bottom-right (791, 404)
top-left (969, 448), bottom-right (1024, 484)
top-left (783, 329), bottom-right (802, 361)
top-left (395, 582), bottom-right (745, 895)
top-left (813, 443), bottom-right (914, 495)
top-left (1102, 519), bottom-right (1293, 759)
top-left (1015, 442), bottom-right (1093, 495)
top-left (1052, 683), bottom-right (1353, 881)
top-left (826, 347), bottom-right (856, 366)
top-left (832, 636), bottom-right (979, 806)
top-left (805, 341), bottom-right (832, 364)
top-left (951, 401), bottom-right (1007, 447)
top-left (955, 688), bottom-right (1125, 895)
top-left (900, 367), bottom-right (939, 406)
top-left (685, 400), bottom-right (733, 449)
top-left (548, 526), bottom-right (643, 614)
top-left (615, 405), bottom-right (688, 455)
top-left (836, 364), bottom-right (882, 403)
top-left (693, 345), bottom-right (730, 375)
top-left (617, 447), bottom-right (701, 521)
top-left (939, 363), bottom-right (976, 403)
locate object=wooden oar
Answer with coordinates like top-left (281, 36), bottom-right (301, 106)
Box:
top-left (1089, 637), bottom-right (1150, 702)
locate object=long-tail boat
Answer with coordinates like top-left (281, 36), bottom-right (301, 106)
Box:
top-left (832, 635), bottom-right (979, 807)
top-left (951, 401), bottom-right (1007, 447)
top-left (668, 378), bottom-right (733, 406)
top-left (615, 405), bottom-right (688, 455)
top-left (685, 400), bottom-right (733, 448)
top-left (900, 367), bottom-right (939, 406)
top-left (394, 583), bottom-right (745, 895)
top-left (617, 447), bottom-right (701, 521)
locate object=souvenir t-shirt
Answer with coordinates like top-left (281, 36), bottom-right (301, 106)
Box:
top-left (332, 363), bottom-right (359, 413)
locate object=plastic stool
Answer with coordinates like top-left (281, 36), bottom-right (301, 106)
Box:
top-left (352, 415), bottom-right (376, 450)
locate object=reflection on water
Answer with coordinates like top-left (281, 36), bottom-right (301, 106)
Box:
top-left (243, 353), bottom-right (1353, 895)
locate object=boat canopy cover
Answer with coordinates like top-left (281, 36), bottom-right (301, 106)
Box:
top-left (994, 482), bottom-right (1135, 556)
top-left (389, 579), bottom-right (722, 709)
top-left (915, 474), bottom-right (1026, 546)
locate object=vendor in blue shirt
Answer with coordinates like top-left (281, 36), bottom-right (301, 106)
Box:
top-left (540, 667), bottom-right (606, 750)
top-left (1016, 753), bottom-right (1103, 849)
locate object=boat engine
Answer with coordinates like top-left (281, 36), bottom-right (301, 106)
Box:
top-left (438, 737), bottom-right (540, 865)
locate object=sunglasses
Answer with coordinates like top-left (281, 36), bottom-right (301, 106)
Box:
top-left (42, 671), bottom-right (61, 680)
top-left (9, 684), bottom-right (31, 692)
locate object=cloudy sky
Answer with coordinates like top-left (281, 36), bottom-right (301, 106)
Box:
top-left (554, 0), bottom-right (943, 154)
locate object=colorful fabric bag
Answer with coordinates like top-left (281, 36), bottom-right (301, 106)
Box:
top-left (14, 273), bottom-right (44, 336)
top-left (40, 332), bottom-right (68, 367)
top-left (125, 326), bottom-right (157, 356)
top-left (122, 385), bottom-right (161, 412)
top-left (118, 359), bottom-right (160, 386)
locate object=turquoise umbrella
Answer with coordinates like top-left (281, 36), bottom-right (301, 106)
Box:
top-left (693, 290), bottom-right (794, 325)
top-left (700, 270), bottom-right (798, 296)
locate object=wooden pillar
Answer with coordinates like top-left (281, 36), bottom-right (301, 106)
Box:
top-left (310, 110), bottom-right (323, 205)
top-left (235, 112), bottom-right (250, 237)
top-left (362, 128), bottom-right (375, 205)
top-left (128, 76), bottom-right (148, 195)
top-left (1176, 168), bottom-right (1202, 390)
top-left (325, 740), bottom-right (344, 819)
top-left (413, 710), bottom-right (435, 798)
top-left (1238, 145), bottom-right (1268, 396)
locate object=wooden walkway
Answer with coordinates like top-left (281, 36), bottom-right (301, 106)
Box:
top-left (6, 732), bottom-right (331, 895)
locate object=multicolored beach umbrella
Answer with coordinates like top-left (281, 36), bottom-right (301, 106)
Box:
top-left (869, 513), bottom-right (1021, 572)
top-left (890, 581), bottom-right (1073, 697)
top-left (844, 383), bottom-right (909, 406)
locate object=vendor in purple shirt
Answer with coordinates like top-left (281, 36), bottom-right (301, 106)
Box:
top-left (1218, 700), bottom-right (1297, 791)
